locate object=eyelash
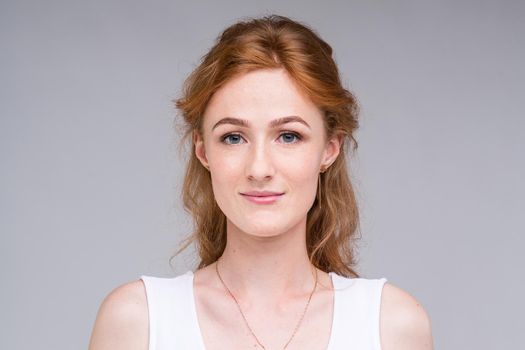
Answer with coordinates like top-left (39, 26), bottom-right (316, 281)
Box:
top-left (220, 131), bottom-right (303, 145)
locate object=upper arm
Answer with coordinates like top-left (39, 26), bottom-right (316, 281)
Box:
top-left (379, 282), bottom-right (434, 350)
top-left (88, 279), bottom-right (149, 350)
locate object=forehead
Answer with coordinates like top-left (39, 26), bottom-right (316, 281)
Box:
top-left (203, 68), bottom-right (323, 127)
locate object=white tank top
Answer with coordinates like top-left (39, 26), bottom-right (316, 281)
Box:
top-left (140, 271), bottom-right (387, 350)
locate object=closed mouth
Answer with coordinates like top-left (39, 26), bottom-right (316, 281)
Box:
top-left (240, 192), bottom-right (284, 197)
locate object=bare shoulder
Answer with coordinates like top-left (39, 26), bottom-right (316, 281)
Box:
top-left (379, 282), bottom-right (434, 350)
top-left (88, 279), bottom-right (149, 350)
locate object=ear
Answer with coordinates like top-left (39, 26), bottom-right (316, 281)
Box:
top-left (321, 133), bottom-right (342, 170)
top-left (193, 130), bottom-right (209, 169)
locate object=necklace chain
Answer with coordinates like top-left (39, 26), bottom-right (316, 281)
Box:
top-left (215, 258), bottom-right (318, 350)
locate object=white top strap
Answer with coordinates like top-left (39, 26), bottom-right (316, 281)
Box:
top-left (328, 272), bottom-right (388, 350)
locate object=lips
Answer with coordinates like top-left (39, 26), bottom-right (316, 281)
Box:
top-left (240, 190), bottom-right (284, 197)
top-left (240, 191), bottom-right (284, 204)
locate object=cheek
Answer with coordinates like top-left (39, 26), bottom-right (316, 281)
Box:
top-left (206, 140), bottom-right (245, 168)
top-left (209, 172), bottom-right (237, 221)
top-left (276, 155), bottom-right (321, 213)
top-left (277, 147), bottom-right (323, 180)
top-left (207, 149), bottom-right (244, 206)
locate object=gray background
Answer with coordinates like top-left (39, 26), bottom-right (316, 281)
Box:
top-left (2, 0), bottom-right (523, 349)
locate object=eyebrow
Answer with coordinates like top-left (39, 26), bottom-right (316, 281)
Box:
top-left (211, 116), bottom-right (311, 131)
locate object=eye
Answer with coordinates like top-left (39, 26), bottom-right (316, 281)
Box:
top-left (278, 132), bottom-right (302, 144)
top-left (221, 133), bottom-right (245, 145)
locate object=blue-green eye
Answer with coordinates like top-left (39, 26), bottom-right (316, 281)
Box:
top-left (222, 133), bottom-right (245, 145)
top-left (279, 132), bottom-right (301, 144)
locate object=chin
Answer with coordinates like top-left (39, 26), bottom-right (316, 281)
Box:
top-left (241, 223), bottom-right (283, 237)
top-left (245, 230), bottom-right (282, 239)
top-left (228, 216), bottom-right (299, 239)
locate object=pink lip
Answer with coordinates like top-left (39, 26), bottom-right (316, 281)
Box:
top-left (240, 191), bottom-right (284, 204)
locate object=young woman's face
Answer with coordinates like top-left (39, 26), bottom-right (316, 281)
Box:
top-left (194, 68), bottom-right (341, 238)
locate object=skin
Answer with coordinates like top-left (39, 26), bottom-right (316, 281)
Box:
top-left (88, 68), bottom-right (434, 350)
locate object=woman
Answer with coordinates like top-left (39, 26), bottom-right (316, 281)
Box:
top-left (89, 15), bottom-right (433, 350)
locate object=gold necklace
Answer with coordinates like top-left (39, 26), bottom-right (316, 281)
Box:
top-left (215, 258), bottom-right (318, 350)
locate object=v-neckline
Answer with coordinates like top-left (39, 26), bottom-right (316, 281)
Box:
top-left (187, 270), bottom-right (338, 350)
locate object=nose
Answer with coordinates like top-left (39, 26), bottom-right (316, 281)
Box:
top-left (245, 138), bottom-right (276, 182)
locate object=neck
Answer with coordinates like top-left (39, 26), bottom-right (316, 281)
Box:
top-left (217, 217), bottom-right (317, 302)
